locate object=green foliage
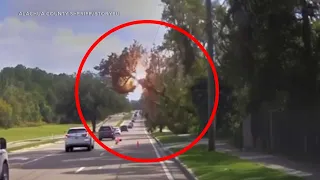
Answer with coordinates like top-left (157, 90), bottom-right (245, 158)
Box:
top-left (153, 0), bottom-right (320, 158)
top-left (0, 65), bottom-right (132, 128)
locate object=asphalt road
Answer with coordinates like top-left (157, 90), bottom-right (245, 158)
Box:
top-left (9, 115), bottom-right (188, 180)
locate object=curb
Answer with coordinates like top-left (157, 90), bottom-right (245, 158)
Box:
top-left (152, 135), bottom-right (199, 180)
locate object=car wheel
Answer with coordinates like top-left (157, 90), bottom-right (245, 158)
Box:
top-left (0, 162), bottom-right (9, 180)
top-left (87, 145), bottom-right (92, 151)
top-left (65, 146), bottom-right (69, 152)
top-left (112, 137), bottom-right (115, 140)
top-left (69, 147), bottom-right (73, 152)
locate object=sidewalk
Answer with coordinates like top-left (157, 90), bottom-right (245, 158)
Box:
top-left (161, 138), bottom-right (320, 180)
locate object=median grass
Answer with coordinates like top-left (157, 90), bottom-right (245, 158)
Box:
top-left (115, 119), bottom-right (125, 127)
top-left (122, 112), bottom-right (132, 120)
top-left (171, 145), bottom-right (303, 180)
top-left (0, 124), bottom-right (82, 142)
top-left (7, 138), bottom-right (62, 152)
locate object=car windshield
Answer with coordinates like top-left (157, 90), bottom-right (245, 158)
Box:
top-left (68, 129), bottom-right (86, 134)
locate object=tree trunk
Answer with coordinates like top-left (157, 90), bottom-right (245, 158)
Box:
top-left (206, 0), bottom-right (215, 152)
top-left (92, 115), bottom-right (97, 133)
top-left (159, 124), bottom-right (163, 133)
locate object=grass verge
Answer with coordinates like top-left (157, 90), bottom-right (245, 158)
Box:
top-left (171, 145), bottom-right (303, 180)
top-left (0, 124), bottom-right (82, 142)
top-left (7, 138), bottom-right (62, 152)
top-left (152, 131), bottom-right (196, 144)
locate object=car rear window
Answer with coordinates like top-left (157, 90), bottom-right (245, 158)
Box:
top-left (99, 126), bottom-right (112, 131)
top-left (68, 129), bottom-right (86, 134)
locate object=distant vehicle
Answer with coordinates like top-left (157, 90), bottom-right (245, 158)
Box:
top-left (65, 127), bottom-right (94, 152)
top-left (98, 126), bottom-right (115, 140)
top-left (0, 138), bottom-right (9, 180)
top-left (120, 125), bottom-right (128, 132)
top-left (128, 122), bottom-right (133, 128)
top-left (114, 127), bottom-right (121, 135)
top-left (131, 118), bottom-right (135, 122)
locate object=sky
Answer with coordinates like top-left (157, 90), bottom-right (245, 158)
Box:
top-left (0, 0), bottom-right (168, 100)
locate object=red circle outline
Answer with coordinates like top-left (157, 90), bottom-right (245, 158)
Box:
top-left (74, 19), bottom-right (220, 163)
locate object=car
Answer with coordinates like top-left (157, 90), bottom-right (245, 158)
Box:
top-left (128, 123), bottom-right (133, 128)
top-left (114, 127), bottom-right (121, 135)
top-left (120, 125), bottom-right (128, 132)
top-left (0, 138), bottom-right (9, 180)
top-left (131, 118), bottom-right (135, 122)
top-left (65, 127), bottom-right (94, 152)
top-left (98, 125), bottom-right (115, 140)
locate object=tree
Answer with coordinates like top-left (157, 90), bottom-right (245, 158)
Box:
top-left (0, 65), bottom-right (132, 128)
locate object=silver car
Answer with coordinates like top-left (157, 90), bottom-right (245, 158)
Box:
top-left (0, 138), bottom-right (9, 180)
top-left (65, 127), bottom-right (94, 152)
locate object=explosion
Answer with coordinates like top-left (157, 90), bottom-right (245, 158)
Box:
top-left (94, 40), bottom-right (149, 94)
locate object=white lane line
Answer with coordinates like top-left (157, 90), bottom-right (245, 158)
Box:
top-left (144, 128), bottom-right (174, 180)
top-left (100, 145), bottom-right (114, 156)
top-left (98, 166), bottom-right (102, 169)
top-left (75, 167), bottom-right (85, 173)
top-left (19, 152), bottom-right (60, 165)
top-left (10, 157), bottom-right (30, 161)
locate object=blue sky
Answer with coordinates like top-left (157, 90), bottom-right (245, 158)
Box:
top-left (0, 0), bottom-right (167, 100)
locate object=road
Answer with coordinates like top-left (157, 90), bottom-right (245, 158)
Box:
top-left (8, 116), bottom-right (188, 179)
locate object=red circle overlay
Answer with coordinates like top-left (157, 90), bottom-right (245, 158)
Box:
top-left (74, 19), bottom-right (220, 163)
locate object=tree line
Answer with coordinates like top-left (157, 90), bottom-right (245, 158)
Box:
top-left (0, 64), bottom-right (132, 129)
top-left (137, 0), bottom-right (320, 160)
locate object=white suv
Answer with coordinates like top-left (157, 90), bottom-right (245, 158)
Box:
top-left (65, 127), bottom-right (94, 152)
top-left (0, 138), bottom-right (9, 180)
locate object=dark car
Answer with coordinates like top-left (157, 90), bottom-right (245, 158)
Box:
top-left (128, 122), bottom-right (133, 128)
top-left (98, 126), bottom-right (115, 140)
top-left (120, 125), bottom-right (128, 132)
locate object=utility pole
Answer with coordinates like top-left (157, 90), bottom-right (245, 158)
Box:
top-left (206, 0), bottom-right (216, 151)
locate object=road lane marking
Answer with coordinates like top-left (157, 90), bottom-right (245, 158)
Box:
top-left (75, 167), bottom-right (85, 173)
top-left (144, 128), bottom-right (174, 180)
top-left (63, 157), bottom-right (102, 162)
top-left (18, 152), bottom-right (60, 166)
top-left (100, 152), bottom-right (105, 156)
top-left (98, 166), bottom-right (102, 169)
top-left (10, 157), bottom-right (30, 161)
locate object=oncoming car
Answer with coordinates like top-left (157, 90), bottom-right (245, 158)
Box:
top-left (65, 127), bottom-right (94, 152)
top-left (0, 138), bottom-right (8, 180)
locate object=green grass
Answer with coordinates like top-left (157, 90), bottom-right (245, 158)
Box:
top-left (171, 145), bottom-right (303, 180)
top-left (122, 112), bottom-right (132, 120)
top-left (0, 124), bottom-right (82, 142)
top-left (7, 139), bottom-right (61, 152)
top-left (152, 131), bottom-right (196, 144)
top-left (115, 119), bottom-right (125, 127)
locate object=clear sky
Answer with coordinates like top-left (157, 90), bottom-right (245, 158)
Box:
top-left (0, 0), bottom-right (167, 100)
